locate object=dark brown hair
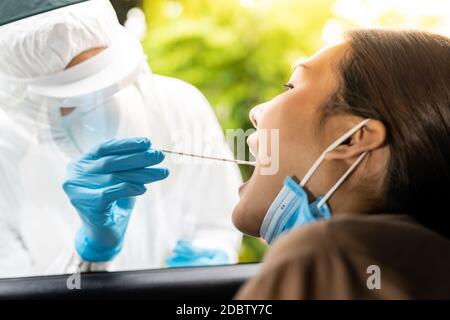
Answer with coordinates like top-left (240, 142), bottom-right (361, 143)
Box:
top-left (325, 29), bottom-right (450, 238)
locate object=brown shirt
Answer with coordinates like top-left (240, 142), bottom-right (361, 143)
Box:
top-left (236, 214), bottom-right (450, 299)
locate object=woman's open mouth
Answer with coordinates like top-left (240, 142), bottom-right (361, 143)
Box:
top-left (247, 132), bottom-right (258, 160)
top-left (237, 132), bottom-right (259, 197)
top-left (238, 180), bottom-right (250, 196)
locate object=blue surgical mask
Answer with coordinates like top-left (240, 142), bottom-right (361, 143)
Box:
top-left (260, 119), bottom-right (371, 244)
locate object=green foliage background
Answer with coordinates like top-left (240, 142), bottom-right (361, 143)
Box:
top-left (139, 0), bottom-right (334, 262)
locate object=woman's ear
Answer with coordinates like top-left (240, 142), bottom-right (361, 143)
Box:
top-left (325, 119), bottom-right (387, 161)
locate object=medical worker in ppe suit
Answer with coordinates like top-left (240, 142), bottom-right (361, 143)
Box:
top-left (0, 0), bottom-right (242, 277)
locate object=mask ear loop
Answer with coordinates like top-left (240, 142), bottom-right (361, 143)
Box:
top-left (316, 151), bottom-right (367, 208)
top-left (300, 119), bottom-right (371, 187)
top-left (299, 119), bottom-right (371, 210)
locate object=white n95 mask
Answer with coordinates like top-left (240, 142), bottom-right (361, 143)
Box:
top-left (260, 119), bottom-right (371, 244)
top-left (56, 94), bottom-right (121, 156)
top-left (53, 83), bottom-right (151, 156)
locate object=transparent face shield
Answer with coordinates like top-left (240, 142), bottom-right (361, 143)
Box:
top-left (0, 27), bottom-right (151, 158)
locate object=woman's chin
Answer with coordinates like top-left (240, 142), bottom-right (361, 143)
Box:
top-left (232, 196), bottom-right (261, 237)
top-left (233, 174), bottom-right (269, 236)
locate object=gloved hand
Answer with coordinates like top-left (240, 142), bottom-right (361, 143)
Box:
top-left (165, 240), bottom-right (229, 267)
top-left (63, 137), bottom-right (169, 262)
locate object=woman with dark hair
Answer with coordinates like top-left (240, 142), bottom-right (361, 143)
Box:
top-left (233, 29), bottom-right (450, 299)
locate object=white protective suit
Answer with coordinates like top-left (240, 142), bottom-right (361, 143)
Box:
top-left (0, 0), bottom-right (242, 278)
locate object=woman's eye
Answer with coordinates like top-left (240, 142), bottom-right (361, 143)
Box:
top-left (283, 83), bottom-right (294, 90)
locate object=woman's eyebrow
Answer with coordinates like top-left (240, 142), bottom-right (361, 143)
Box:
top-left (294, 63), bottom-right (311, 71)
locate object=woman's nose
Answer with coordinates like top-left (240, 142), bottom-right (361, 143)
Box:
top-left (249, 103), bottom-right (265, 128)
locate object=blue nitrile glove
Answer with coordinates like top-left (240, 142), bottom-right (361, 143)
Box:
top-left (63, 137), bottom-right (169, 262)
top-left (165, 240), bottom-right (229, 267)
